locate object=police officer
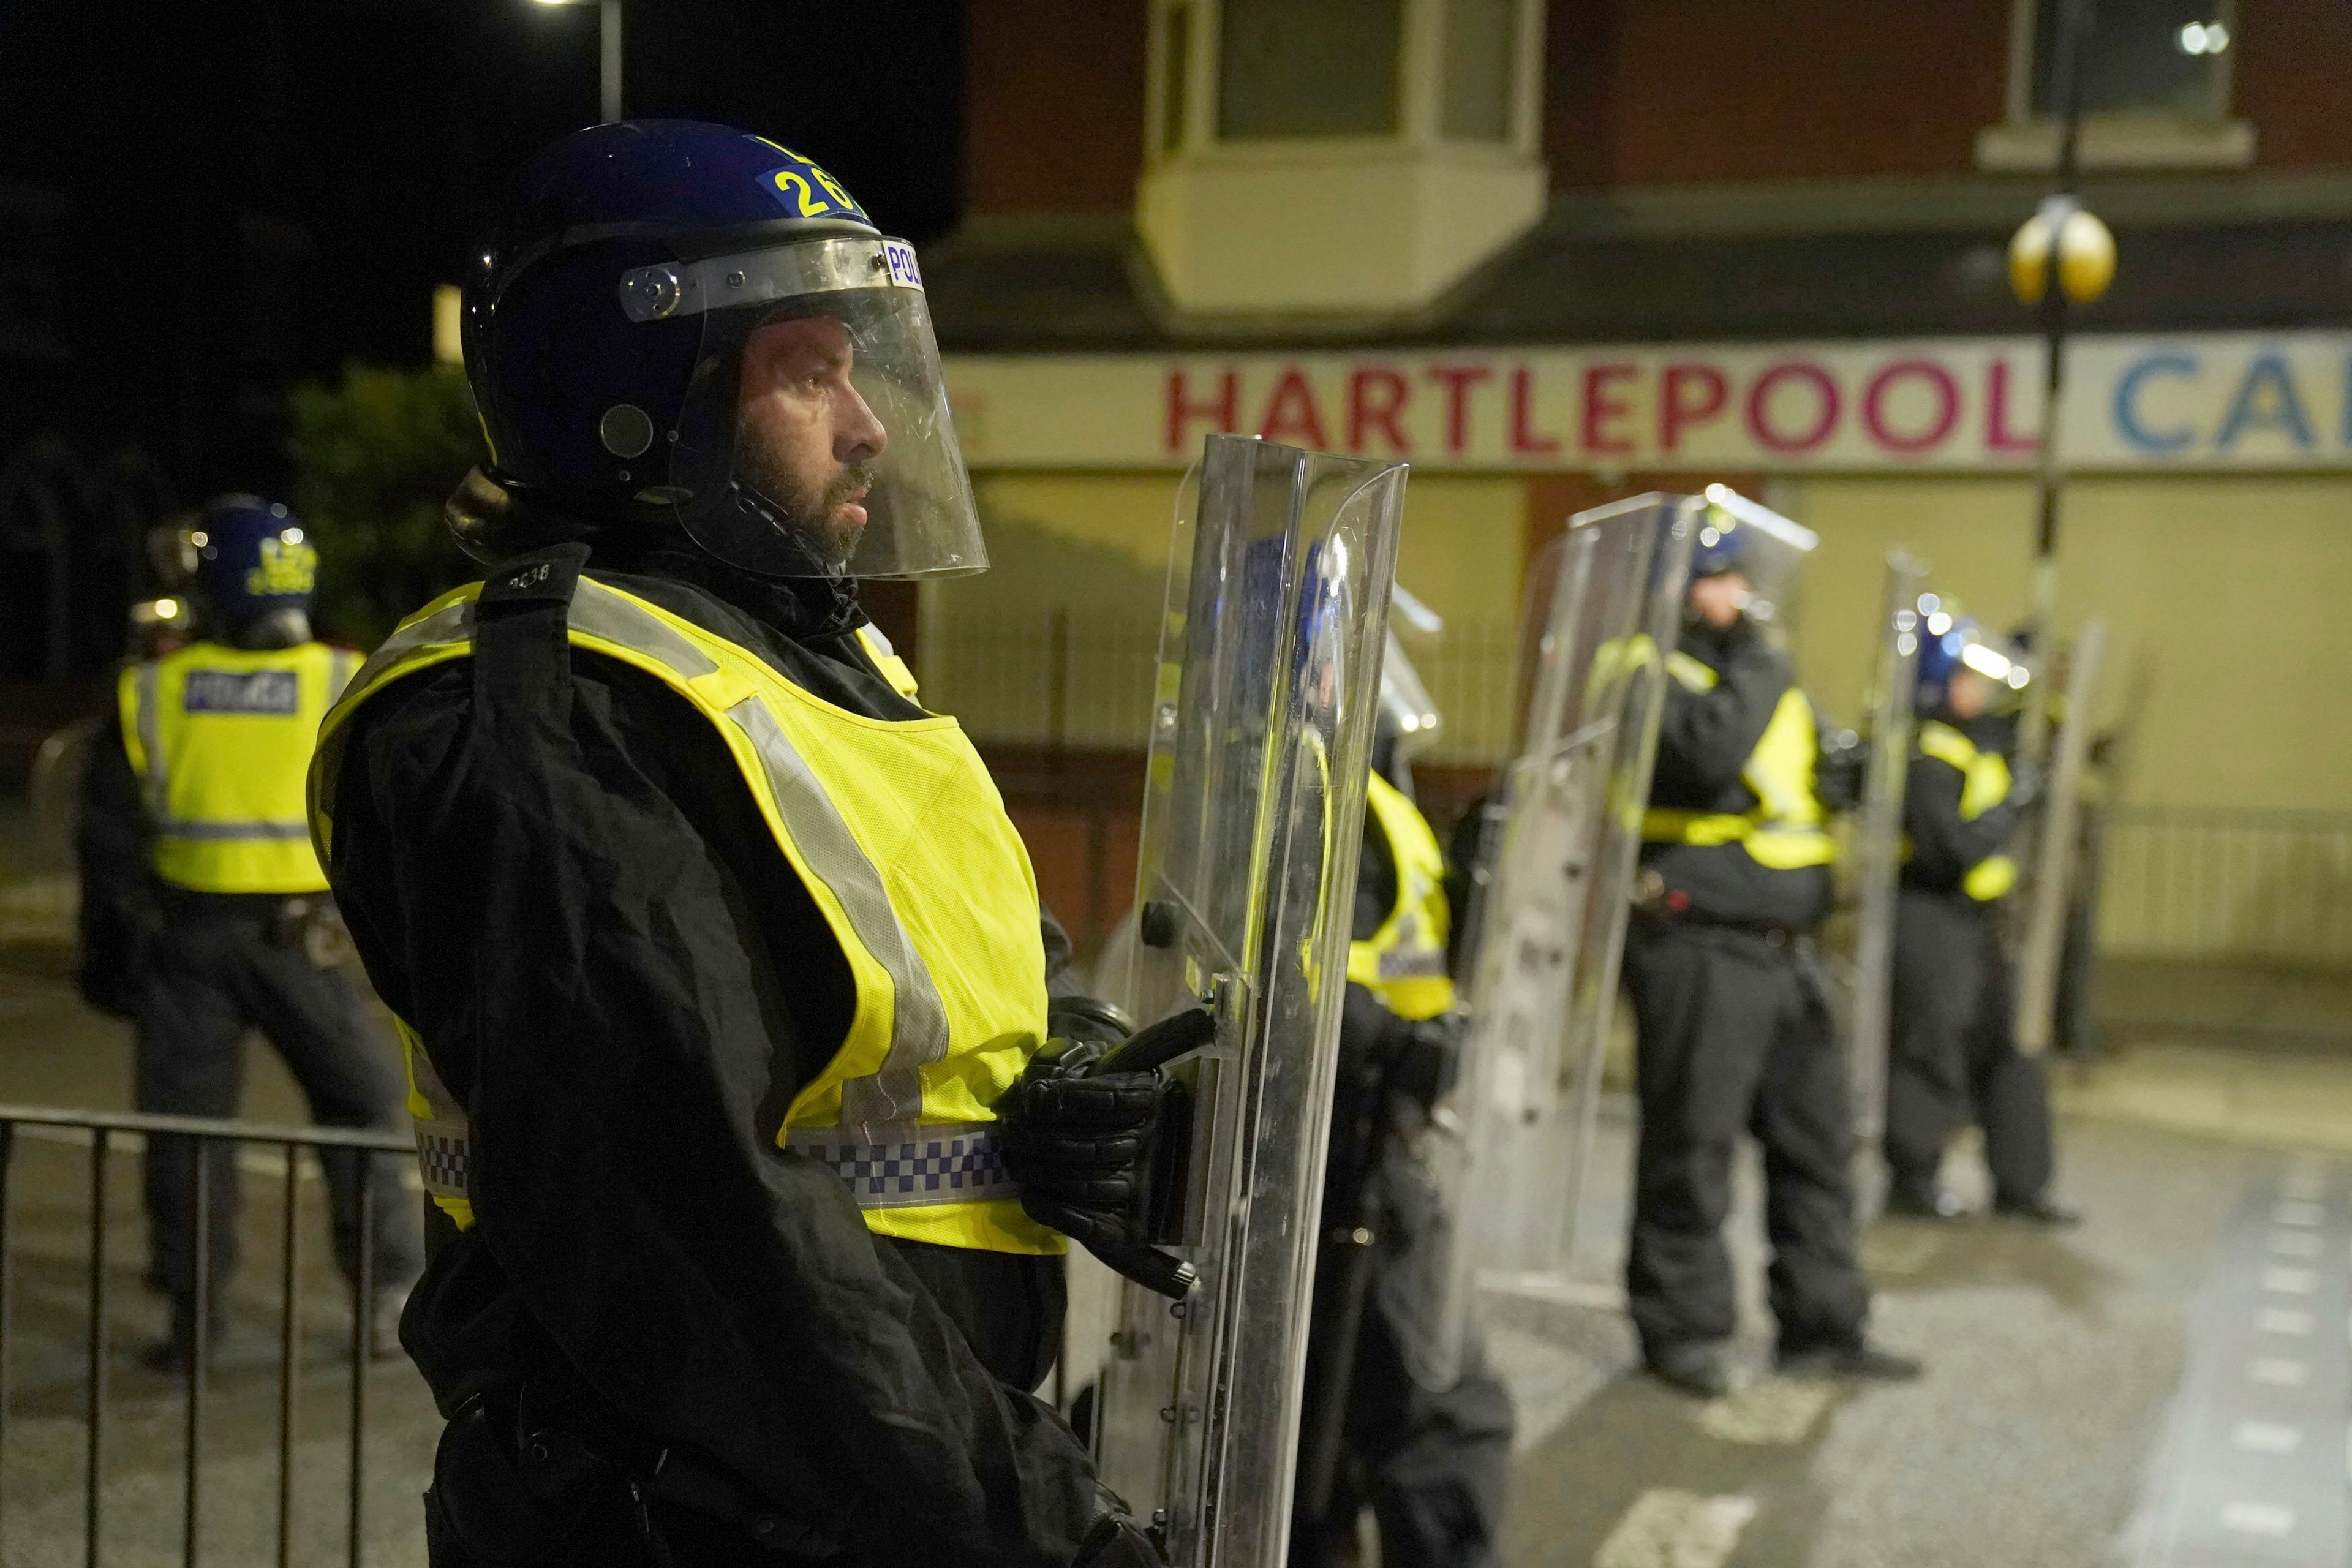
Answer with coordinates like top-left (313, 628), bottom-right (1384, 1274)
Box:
top-left (1623, 516), bottom-right (1919, 1396)
top-left (307, 123), bottom-right (1159, 1566)
top-left (1292, 639), bottom-right (1515, 1568)
top-left (1883, 616), bottom-right (2075, 1224)
top-left (78, 495), bottom-right (423, 1370)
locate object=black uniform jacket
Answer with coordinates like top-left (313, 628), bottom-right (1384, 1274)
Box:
top-left (1640, 616), bottom-right (1832, 932)
top-left (1899, 710), bottom-right (2021, 900)
top-left (325, 541), bottom-right (1101, 1564)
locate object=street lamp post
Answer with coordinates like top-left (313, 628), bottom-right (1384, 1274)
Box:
top-left (533, 0), bottom-right (622, 124)
top-left (2007, 0), bottom-right (2112, 759)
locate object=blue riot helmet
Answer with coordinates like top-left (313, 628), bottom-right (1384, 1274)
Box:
top-left (1914, 598), bottom-right (2030, 715)
top-left (186, 495), bottom-right (317, 650)
top-left (1687, 487), bottom-right (1815, 642)
top-left (460, 120), bottom-right (984, 579)
top-left (1689, 513), bottom-right (1746, 581)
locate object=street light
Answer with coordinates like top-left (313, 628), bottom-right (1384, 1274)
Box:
top-left (532, 0), bottom-right (622, 125)
top-left (2005, 0), bottom-right (2108, 761)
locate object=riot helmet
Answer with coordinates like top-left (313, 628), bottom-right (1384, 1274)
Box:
top-left (460, 120), bottom-right (982, 580)
top-left (1914, 597), bottom-right (2030, 718)
top-left (1686, 486), bottom-right (1815, 643)
top-left (186, 495), bottom-right (317, 650)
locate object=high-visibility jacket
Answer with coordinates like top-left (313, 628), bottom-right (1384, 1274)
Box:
top-left (1913, 719), bottom-right (2019, 902)
top-left (119, 641), bottom-right (358, 894)
top-left (1348, 773), bottom-right (1456, 1022)
top-left (1640, 647), bottom-right (1837, 870)
top-left (308, 570), bottom-right (1058, 1257)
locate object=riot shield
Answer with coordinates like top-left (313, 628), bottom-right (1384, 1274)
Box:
top-left (1845, 553), bottom-right (1927, 1167)
top-left (1093, 433), bottom-right (1403, 1568)
top-left (1404, 497), bottom-right (1694, 1349)
top-left (2015, 622), bottom-right (2107, 1055)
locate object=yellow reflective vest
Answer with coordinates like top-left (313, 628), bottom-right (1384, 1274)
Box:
top-left (1913, 720), bottom-right (2019, 902)
top-left (1348, 774), bottom-right (1457, 1022)
top-left (308, 573), bottom-right (1060, 1257)
top-left (1640, 647), bottom-right (1837, 870)
top-left (119, 641), bottom-right (358, 894)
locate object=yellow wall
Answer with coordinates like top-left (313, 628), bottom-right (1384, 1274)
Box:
top-left (1784, 474), bottom-right (2352, 812)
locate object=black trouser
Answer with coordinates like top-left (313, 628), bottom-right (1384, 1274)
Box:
top-left (1621, 921), bottom-right (1870, 1359)
top-left (135, 897), bottom-right (422, 1311)
top-left (1885, 888), bottom-right (2056, 1206)
top-left (1292, 1152), bottom-right (1515, 1568)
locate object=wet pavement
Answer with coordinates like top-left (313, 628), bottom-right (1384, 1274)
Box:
top-left (1492, 1094), bottom-right (2350, 1568)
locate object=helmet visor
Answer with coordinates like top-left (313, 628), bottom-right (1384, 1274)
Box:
top-left (619, 235), bottom-right (984, 579)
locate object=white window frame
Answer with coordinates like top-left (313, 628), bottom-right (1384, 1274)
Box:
top-left (1977, 0), bottom-right (2254, 171)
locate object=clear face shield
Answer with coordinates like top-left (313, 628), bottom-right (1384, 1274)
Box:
top-left (617, 235), bottom-right (985, 579)
top-left (1691, 485), bottom-right (1817, 643)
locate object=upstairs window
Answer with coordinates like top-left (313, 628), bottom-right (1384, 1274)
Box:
top-left (2027, 0), bottom-right (2233, 119)
top-left (1217, 0), bottom-right (1403, 139)
top-left (1980, 0), bottom-right (2248, 170)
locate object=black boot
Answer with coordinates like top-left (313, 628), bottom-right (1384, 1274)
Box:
top-left (1645, 1341), bottom-right (1735, 1398)
top-left (140, 1298), bottom-right (224, 1374)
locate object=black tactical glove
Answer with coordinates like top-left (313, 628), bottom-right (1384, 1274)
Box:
top-left (1001, 1006), bottom-right (1216, 1298)
top-left (1814, 727), bottom-right (1868, 813)
top-left (1000, 1036), bottom-right (1166, 1248)
top-left (1385, 1010), bottom-right (1465, 1111)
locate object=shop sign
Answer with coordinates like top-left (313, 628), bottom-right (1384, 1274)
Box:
top-left (944, 333), bottom-right (2352, 472)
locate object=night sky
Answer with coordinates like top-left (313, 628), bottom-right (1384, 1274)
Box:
top-left (0, 0), bottom-right (964, 501)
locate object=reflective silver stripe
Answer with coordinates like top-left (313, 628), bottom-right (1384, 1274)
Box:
top-left (347, 599), bottom-right (475, 699)
top-left (569, 584), bottom-right (718, 679)
top-left (723, 694), bottom-right (951, 1133)
top-left (570, 578), bottom-right (956, 1138)
top-left (134, 662), bottom-right (167, 816)
top-left (153, 818), bottom-right (314, 842)
top-left (782, 1124), bottom-right (1016, 1210)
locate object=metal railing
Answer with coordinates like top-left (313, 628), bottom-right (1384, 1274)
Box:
top-left (2097, 805), bottom-right (2352, 967)
top-left (0, 1103), bottom-right (418, 1567)
top-left (921, 608), bottom-right (1525, 764)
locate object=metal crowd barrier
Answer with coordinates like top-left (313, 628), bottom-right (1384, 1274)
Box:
top-left (2098, 805), bottom-right (2352, 967)
top-left (0, 1102), bottom-right (413, 1567)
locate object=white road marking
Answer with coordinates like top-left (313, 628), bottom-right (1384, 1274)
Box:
top-left (1595, 1490), bottom-right (1759, 1568)
top-left (2268, 1230), bottom-right (2324, 1259)
top-left (2231, 1420), bottom-right (2304, 1455)
top-left (2261, 1265), bottom-right (2318, 1295)
top-left (2255, 1306), bottom-right (2315, 1336)
top-left (2248, 1357), bottom-right (2310, 1388)
top-left (1695, 1378), bottom-right (1836, 1446)
top-left (2273, 1199), bottom-right (2326, 1227)
top-left (2219, 1501), bottom-right (2297, 1537)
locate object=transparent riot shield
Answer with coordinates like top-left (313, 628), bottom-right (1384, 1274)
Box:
top-left (1844, 554), bottom-right (1926, 1204)
top-left (1401, 497), bottom-right (1694, 1349)
top-left (2014, 622), bottom-right (2106, 1055)
top-left (1094, 433), bottom-right (1403, 1568)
